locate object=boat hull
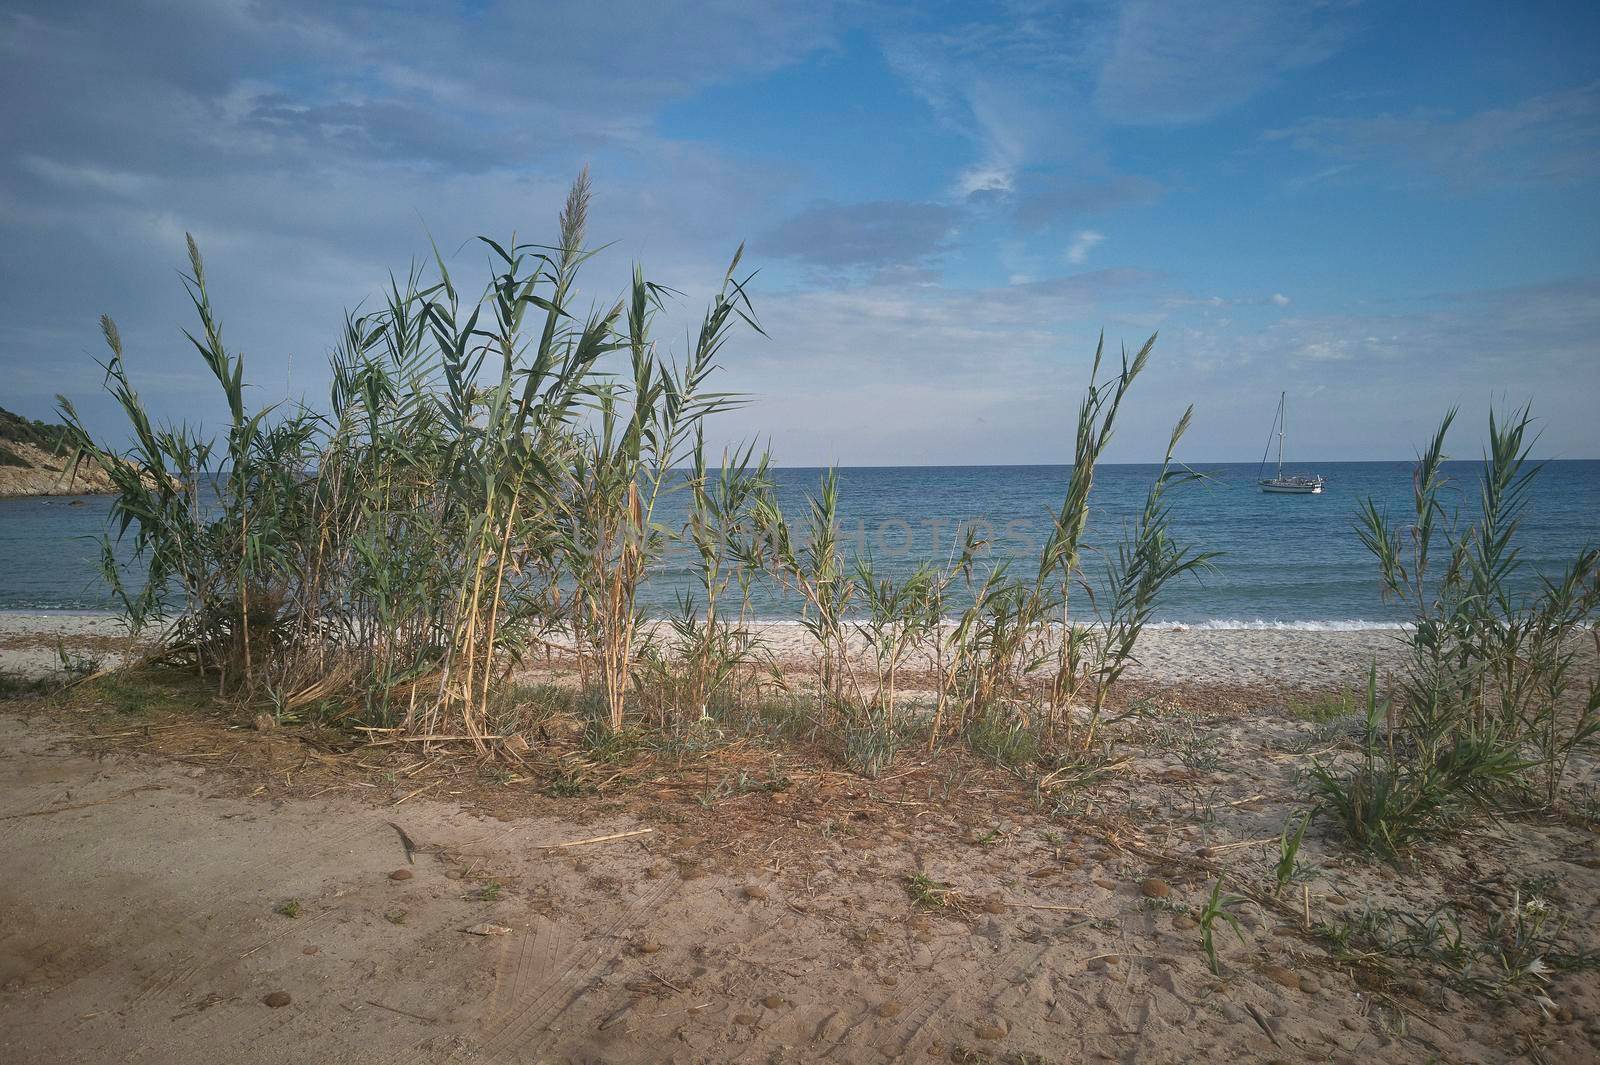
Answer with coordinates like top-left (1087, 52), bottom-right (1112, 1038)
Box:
top-left (1260, 481), bottom-right (1323, 494)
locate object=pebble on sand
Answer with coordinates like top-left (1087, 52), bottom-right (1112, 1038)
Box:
top-left (389, 869), bottom-right (414, 881)
top-left (1263, 964), bottom-right (1300, 989)
top-left (263, 991), bottom-right (292, 1008)
top-left (743, 884), bottom-right (769, 900)
top-left (1140, 878), bottom-right (1171, 899)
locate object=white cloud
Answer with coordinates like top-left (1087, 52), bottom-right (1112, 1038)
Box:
top-left (1271, 293), bottom-right (1291, 306)
top-left (956, 165), bottom-right (1015, 197)
top-left (1066, 230), bottom-right (1105, 264)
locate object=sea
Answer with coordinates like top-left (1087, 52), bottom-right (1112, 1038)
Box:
top-left (2, 461), bottom-right (1596, 628)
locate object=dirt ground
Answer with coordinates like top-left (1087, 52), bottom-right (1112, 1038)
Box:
top-left (3, 659), bottom-right (1598, 1065)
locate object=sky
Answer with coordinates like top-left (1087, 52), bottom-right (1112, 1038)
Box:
top-left (2, 0), bottom-right (1598, 465)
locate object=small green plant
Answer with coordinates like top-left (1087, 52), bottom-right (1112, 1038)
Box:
top-left (1174, 730), bottom-right (1222, 773)
top-left (844, 718), bottom-right (899, 778)
top-left (966, 713), bottom-right (1040, 770)
top-left (1314, 893), bottom-right (1598, 1012)
top-left (275, 899), bottom-right (302, 919)
top-left (1288, 687), bottom-right (1361, 723)
top-left (475, 882), bottom-right (502, 902)
top-left (55, 642), bottom-right (102, 681)
top-left (904, 872), bottom-right (972, 913)
top-left (384, 909), bottom-right (407, 925)
top-left (1273, 811), bottom-right (1312, 893)
top-left (546, 766), bottom-right (589, 798)
top-left (1196, 877), bottom-right (1247, 974)
top-left (1464, 892), bottom-right (1571, 1007)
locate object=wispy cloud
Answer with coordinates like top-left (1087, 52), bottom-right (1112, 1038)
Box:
top-left (1266, 81), bottom-right (1600, 190)
top-left (1065, 230), bottom-right (1106, 264)
top-left (759, 201), bottom-right (960, 269)
top-left (1012, 173), bottom-right (1164, 230)
top-left (1094, 0), bottom-right (1357, 125)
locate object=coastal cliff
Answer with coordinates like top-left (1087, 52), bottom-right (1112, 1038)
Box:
top-left (0, 406), bottom-right (114, 497)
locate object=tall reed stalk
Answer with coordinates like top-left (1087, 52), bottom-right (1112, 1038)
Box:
top-left (1354, 406), bottom-right (1599, 811)
top-left (62, 173), bottom-right (760, 744)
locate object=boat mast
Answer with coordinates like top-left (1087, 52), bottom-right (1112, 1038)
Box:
top-left (1276, 391), bottom-right (1286, 480)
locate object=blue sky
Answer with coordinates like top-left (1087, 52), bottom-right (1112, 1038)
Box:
top-left (2, 0), bottom-right (1597, 463)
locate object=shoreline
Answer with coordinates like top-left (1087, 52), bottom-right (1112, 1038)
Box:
top-left (0, 610), bottom-right (1409, 691)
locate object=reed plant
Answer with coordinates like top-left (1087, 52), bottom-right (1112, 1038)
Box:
top-left (62, 173), bottom-right (760, 744)
top-left (1313, 406), bottom-right (1600, 852)
top-left (751, 336), bottom-right (1206, 775)
top-left (558, 248), bottom-right (757, 736)
top-left (634, 436), bottom-right (776, 729)
top-left (758, 468), bottom-right (858, 712)
top-left (932, 336), bottom-right (1211, 758)
top-left (61, 177), bottom-right (1212, 770)
top-left (1357, 407), bottom-right (1600, 805)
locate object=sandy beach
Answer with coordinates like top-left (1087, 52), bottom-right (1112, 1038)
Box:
top-left (0, 611), bottom-right (1407, 693)
top-left (3, 629), bottom-right (1597, 1063)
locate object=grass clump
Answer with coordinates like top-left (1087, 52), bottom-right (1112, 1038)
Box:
top-left (1315, 893), bottom-right (1598, 1012)
top-left (0, 672), bottom-right (52, 697)
top-left (1307, 669), bottom-right (1530, 857)
top-left (1288, 687), bottom-right (1362, 723)
top-left (904, 872), bottom-right (974, 914)
top-left (1356, 407), bottom-right (1599, 808)
top-left (966, 713), bottom-right (1041, 770)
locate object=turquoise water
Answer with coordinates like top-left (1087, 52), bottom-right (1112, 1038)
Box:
top-left (3, 461), bottom-right (1596, 626)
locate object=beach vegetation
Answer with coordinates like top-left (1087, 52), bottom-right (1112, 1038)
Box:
top-left (1307, 666), bottom-right (1529, 857)
top-left (1196, 876), bottom-right (1248, 974)
top-left (1311, 407), bottom-right (1599, 855)
top-left (1287, 686), bottom-right (1363, 723)
top-left (59, 172), bottom-right (1209, 780)
top-left (1273, 810), bottom-right (1312, 893)
top-left (1314, 893), bottom-right (1597, 1011)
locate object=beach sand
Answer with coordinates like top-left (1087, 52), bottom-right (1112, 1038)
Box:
top-left (3, 612), bottom-right (1598, 1062)
top-left (3, 651), bottom-right (1597, 1062)
top-left (1, 611), bottom-right (1405, 692)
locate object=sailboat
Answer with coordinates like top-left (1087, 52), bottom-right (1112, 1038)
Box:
top-left (1258, 391), bottom-right (1325, 494)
